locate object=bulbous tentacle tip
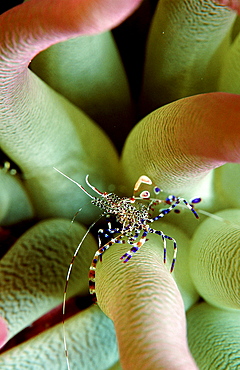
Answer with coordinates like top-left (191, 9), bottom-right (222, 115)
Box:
top-left (95, 241), bottom-right (198, 369)
top-left (122, 92), bottom-right (240, 195)
top-left (187, 302), bottom-right (240, 369)
top-left (0, 317), bottom-right (8, 349)
top-left (213, 0), bottom-right (240, 14)
top-left (189, 209), bottom-right (240, 310)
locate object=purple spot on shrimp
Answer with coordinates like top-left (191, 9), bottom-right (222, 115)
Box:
top-left (163, 249), bottom-right (167, 263)
top-left (130, 246), bottom-right (139, 253)
top-left (191, 197), bottom-right (202, 204)
top-left (154, 186), bottom-right (161, 194)
top-left (120, 253), bottom-right (128, 260)
top-left (161, 209), bottom-right (170, 215)
top-left (170, 259), bottom-right (176, 273)
top-left (123, 255), bottom-right (132, 263)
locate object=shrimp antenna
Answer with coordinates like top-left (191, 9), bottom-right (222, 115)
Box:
top-left (62, 214), bottom-right (103, 370)
top-left (53, 167), bottom-right (95, 199)
top-left (85, 174), bottom-right (104, 195)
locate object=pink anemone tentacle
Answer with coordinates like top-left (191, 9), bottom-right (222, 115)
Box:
top-left (122, 92), bottom-right (240, 194)
top-left (0, 0), bottom-right (143, 68)
top-left (213, 0), bottom-right (240, 13)
top-left (0, 0), bottom-right (142, 222)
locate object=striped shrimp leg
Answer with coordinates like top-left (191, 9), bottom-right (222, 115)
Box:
top-left (89, 236), bottom-right (124, 302)
top-left (120, 228), bottom-right (149, 263)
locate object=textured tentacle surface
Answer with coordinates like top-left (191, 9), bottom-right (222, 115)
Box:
top-left (213, 0), bottom-right (240, 14)
top-left (1, 1), bottom-right (240, 368)
top-left (141, 0), bottom-right (236, 113)
top-left (218, 18), bottom-right (240, 93)
top-left (214, 163), bottom-right (240, 208)
top-left (189, 209), bottom-right (240, 310)
top-left (187, 302), bottom-right (240, 370)
top-left (0, 0), bottom-right (142, 222)
top-left (122, 92), bottom-right (240, 194)
top-left (0, 172), bottom-right (33, 225)
top-left (30, 32), bottom-right (134, 150)
top-left (96, 233), bottom-right (198, 370)
top-left (0, 305), bottom-right (119, 370)
top-left (0, 219), bottom-right (97, 341)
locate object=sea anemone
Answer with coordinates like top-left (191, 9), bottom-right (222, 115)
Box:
top-left (0, 1), bottom-right (240, 369)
